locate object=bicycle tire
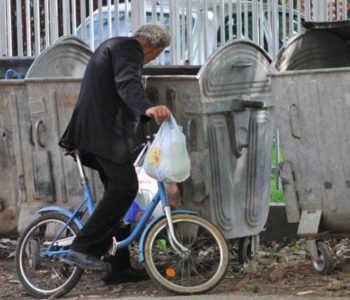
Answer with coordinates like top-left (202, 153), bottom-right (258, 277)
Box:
top-left (143, 214), bottom-right (229, 294)
top-left (15, 212), bottom-right (83, 298)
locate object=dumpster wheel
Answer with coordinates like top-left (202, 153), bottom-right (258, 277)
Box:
top-left (311, 241), bottom-right (334, 275)
top-left (238, 237), bottom-right (254, 265)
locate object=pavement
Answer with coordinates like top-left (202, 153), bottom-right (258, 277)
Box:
top-left (91, 295), bottom-right (350, 300)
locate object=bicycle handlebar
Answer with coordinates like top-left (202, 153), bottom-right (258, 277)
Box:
top-left (131, 135), bottom-right (156, 154)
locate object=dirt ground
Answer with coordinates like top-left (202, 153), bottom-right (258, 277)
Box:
top-left (3, 237), bottom-right (350, 299)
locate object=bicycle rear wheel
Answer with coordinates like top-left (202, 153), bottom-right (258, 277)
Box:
top-left (15, 212), bottom-right (83, 298)
top-left (143, 214), bottom-right (229, 294)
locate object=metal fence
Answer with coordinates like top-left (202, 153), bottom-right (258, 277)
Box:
top-left (0, 0), bottom-right (348, 63)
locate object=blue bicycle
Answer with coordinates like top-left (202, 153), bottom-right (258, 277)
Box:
top-left (15, 140), bottom-right (229, 298)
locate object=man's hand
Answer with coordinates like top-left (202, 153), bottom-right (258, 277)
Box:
top-left (145, 105), bottom-right (171, 125)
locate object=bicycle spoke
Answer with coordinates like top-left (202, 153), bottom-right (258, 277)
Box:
top-left (145, 215), bottom-right (228, 293)
top-left (16, 214), bottom-right (82, 297)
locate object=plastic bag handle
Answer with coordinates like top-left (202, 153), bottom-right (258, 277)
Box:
top-left (166, 115), bottom-right (180, 130)
top-left (134, 142), bottom-right (150, 167)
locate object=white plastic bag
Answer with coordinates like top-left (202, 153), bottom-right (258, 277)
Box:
top-left (123, 147), bottom-right (162, 225)
top-left (134, 166), bottom-right (162, 216)
top-left (143, 116), bottom-right (191, 183)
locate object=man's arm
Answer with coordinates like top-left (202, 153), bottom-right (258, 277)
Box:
top-left (111, 39), bottom-right (171, 124)
top-left (111, 39), bottom-right (152, 121)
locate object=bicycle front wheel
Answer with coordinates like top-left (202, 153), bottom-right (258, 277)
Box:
top-left (143, 214), bottom-right (229, 294)
top-left (15, 212), bottom-right (83, 298)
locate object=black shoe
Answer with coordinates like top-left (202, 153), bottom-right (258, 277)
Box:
top-left (101, 268), bottom-right (149, 285)
top-left (61, 250), bottom-right (112, 272)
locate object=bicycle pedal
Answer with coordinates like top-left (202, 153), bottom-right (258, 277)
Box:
top-left (108, 237), bottom-right (117, 256)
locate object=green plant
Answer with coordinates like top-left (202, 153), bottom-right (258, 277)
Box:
top-left (289, 241), bottom-right (306, 252)
top-left (156, 239), bottom-right (167, 252)
top-left (270, 140), bottom-right (285, 203)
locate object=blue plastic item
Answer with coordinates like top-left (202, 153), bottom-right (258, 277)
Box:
top-left (4, 68), bottom-right (22, 79)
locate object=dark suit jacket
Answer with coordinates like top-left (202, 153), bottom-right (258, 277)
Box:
top-left (59, 37), bottom-right (152, 163)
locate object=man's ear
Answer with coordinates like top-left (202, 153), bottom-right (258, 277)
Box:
top-left (153, 47), bottom-right (163, 55)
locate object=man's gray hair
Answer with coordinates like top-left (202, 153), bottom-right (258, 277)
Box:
top-left (134, 24), bottom-right (171, 48)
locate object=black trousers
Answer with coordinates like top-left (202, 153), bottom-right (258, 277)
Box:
top-left (71, 152), bottom-right (138, 271)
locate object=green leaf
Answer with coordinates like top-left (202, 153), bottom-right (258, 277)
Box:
top-left (156, 239), bottom-right (167, 251)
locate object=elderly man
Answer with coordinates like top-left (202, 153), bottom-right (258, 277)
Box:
top-left (59, 24), bottom-right (171, 283)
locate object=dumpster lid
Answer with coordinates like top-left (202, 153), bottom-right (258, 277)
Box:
top-left (53, 35), bottom-right (91, 46)
top-left (271, 27), bottom-right (350, 72)
top-left (26, 36), bottom-right (92, 78)
top-left (303, 20), bottom-right (350, 40)
top-left (143, 65), bottom-right (201, 76)
top-left (198, 40), bottom-right (272, 105)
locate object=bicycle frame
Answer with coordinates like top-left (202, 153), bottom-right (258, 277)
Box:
top-left (38, 149), bottom-right (196, 260)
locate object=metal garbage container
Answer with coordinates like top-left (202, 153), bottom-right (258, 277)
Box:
top-left (143, 40), bottom-right (275, 259)
top-left (2, 38), bottom-right (275, 258)
top-left (0, 78), bottom-right (28, 234)
top-left (270, 20), bottom-right (350, 274)
top-left (0, 48), bottom-right (36, 235)
top-left (1, 37), bottom-right (97, 234)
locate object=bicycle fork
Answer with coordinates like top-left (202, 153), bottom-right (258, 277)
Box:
top-left (164, 207), bottom-right (191, 257)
